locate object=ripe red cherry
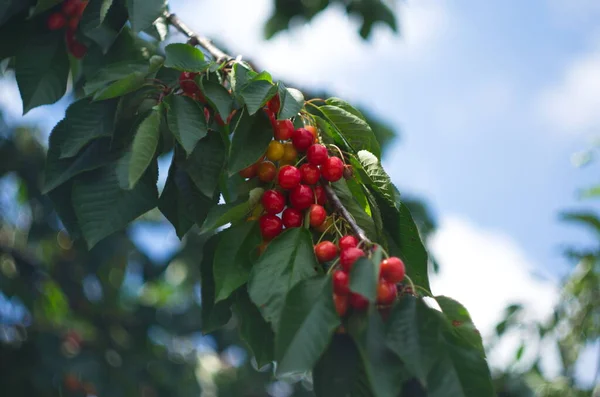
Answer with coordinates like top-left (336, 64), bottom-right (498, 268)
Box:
top-left (292, 128), bottom-right (314, 151)
top-left (309, 204), bottom-right (327, 227)
top-left (340, 247), bottom-right (365, 272)
top-left (307, 144), bottom-right (328, 165)
top-left (289, 184), bottom-right (313, 210)
top-left (376, 281), bottom-right (397, 305)
top-left (321, 156), bottom-right (344, 182)
top-left (333, 294), bottom-right (349, 317)
top-left (179, 71), bottom-right (199, 95)
top-left (275, 119), bottom-right (294, 140)
top-left (339, 235), bottom-right (358, 250)
top-left (69, 40), bottom-right (87, 59)
top-left (277, 165), bottom-right (301, 190)
top-left (267, 94), bottom-right (280, 115)
top-left (299, 163), bottom-right (320, 185)
top-left (332, 270), bottom-right (350, 295)
top-left (314, 241), bottom-right (338, 262)
top-left (380, 257), bottom-right (406, 283)
top-left (239, 163), bottom-right (258, 179)
top-left (262, 190), bottom-right (285, 214)
top-left (48, 13), bottom-right (66, 30)
top-left (259, 214), bottom-right (283, 240)
top-left (349, 293), bottom-right (369, 310)
top-left (282, 207), bottom-right (303, 228)
top-left (313, 185), bottom-right (327, 205)
top-left (257, 161), bottom-right (277, 183)
top-left (62, 0), bottom-right (79, 16)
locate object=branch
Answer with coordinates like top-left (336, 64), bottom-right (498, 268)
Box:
top-left (323, 184), bottom-right (372, 245)
top-left (163, 11), bottom-right (233, 64)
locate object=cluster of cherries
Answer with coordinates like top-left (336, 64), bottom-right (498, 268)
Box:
top-left (46, 0), bottom-right (89, 58)
top-left (314, 237), bottom-right (406, 317)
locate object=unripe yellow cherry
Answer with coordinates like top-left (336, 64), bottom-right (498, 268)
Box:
top-left (281, 142), bottom-right (298, 163)
top-left (266, 140), bottom-right (285, 161)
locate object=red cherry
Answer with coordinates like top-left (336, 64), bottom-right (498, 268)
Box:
top-left (259, 214), bottom-right (283, 240)
top-left (309, 204), bottom-right (327, 227)
top-left (67, 15), bottom-right (80, 31)
top-left (333, 294), bottom-right (349, 317)
top-left (340, 247), bottom-right (365, 272)
top-left (267, 94), bottom-right (280, 115)
top-left (262, 190), bottom-right (285, 214)
top-left (314, 241), bottom-right (338, 262)
top-left (376, 281), bottom-right (397, 305)
top-left (69, 40), bottom-right (87, 59)
top-left (179, 71), bottom-right (200, 96)
top-left (47, 13), bottom-right (66, 30)
top-left (332, 270), bottom-right (350, 295)
top-left (62, 0), bottom-right (79, 16)
top-left (299, 163), bottom-right (320, 185)
top-left (339, 235), bottom-right (359, 250)
top-left (307, 144), bottom-right (328, 165)
top-left (239, 163), bottom-right (258, 179)
top-left (321, 156), bottom-right (344, 182)
top-left (289, 184), bottom-right (313, 210)
top-left (277, 165), bottom-right (301, 190)
top-left (313, 185), bottom-right (327, 205)
top-left (292, 128), bottom-right (314, 151)
top-left (380, 257), bottom-right (406, 283)
top-left (349, 293), bottom-right (369, 310)
top-left (76, 1), bottom-right (88, 16)
top-left (275, 119), bottom-right (294, 140)
top-left (257, 161), bottom-right (277, 183)
top-left (282, 207), bottom-right (303, 228)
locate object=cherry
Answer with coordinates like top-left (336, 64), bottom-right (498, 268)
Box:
top-left (349, 292), bottom-right (369, 310)
top-left (340, 247), bottom-right (365, 272)
top-left (300, 163), bottom-right (320, 185)
top-left (277, 165), bottom-right (301, 190)
top-left (313, 185), bottom-right (327, 205)
top-left (262, 190), bottom-right (285, 214)
top-left (333, 294), bottom-right (349, 317)
top-left (62, 0), bottom-right (79, 16)
top-left (69, 40), bottom-right (87, 59)
top-left (289, 184), bottom-right (313, 210)
top-left (275, 119), bottom-right (294, 140)
top-left (314, 241), bottom-right (338, 262)
top-left (257, 161), bottom-right (277, 183)
top-left (343, 164), bottom-right (354, 180)
top-left (64, 374), bottom-right (80, 391)
top-left (332, 270), bottom-right (350, 295)
top-left (266, 140), bottom-right (284, 161)
top-left (339, 235), bottom-right (359, 250)
top-left (239, 163), bottom-right (258, 179)
top-left (376, 281), bottom-right (397, 305)
top-left (305, 125), bottom-right (318, 142)
top-left (314, 216), bottom-right (332, 233)
top-left (259, 214), bottom-right (283, 240)
top-left (48, 13), bottom-right (66, 30)
top-left (321, 156), bottom-right (344, 182)
top-left (282, 207), bottom-right (303, 228)
top-left (179, 71), bottom-right (199, 96)
top-left (267, 94), bottom-right (280, 115)
top-left (67, 15), bottom-right (80, 31)
top-left (307, 144), bottom-right (328, 165)
top-left (76, 1), bottom-right (88, 16)
top-left (281, 142), bottom-right (298, 163)
top-left (380, 257), bottom-right (406, 283)
top-left (292, 128), bottom-right (314, 151)
top-left (309, 204), bottom-right (327, 227)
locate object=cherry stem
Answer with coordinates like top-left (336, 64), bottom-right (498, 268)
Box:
top-left (404, 275), bottom-right (417, 296)
top-left (414, 285), bottom-right (432, 298)
top-left (323, 183), bottom-right (372, 245)
top-left (326, 257), bottom-right (340, 275)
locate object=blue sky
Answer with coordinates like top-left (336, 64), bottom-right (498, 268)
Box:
top-left (1, 0), bottom-right (598, 385)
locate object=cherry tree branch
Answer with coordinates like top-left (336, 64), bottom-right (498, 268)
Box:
top-left (163, 11), bottom-right (372, 245)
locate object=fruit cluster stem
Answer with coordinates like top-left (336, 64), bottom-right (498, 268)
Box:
top-left (323, 184), bottom-right (372, 245)
top-left (163, 11), bottom-right (233, 64)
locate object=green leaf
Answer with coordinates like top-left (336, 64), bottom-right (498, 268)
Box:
top-left (48, 182), bottom-right (82, 239)
top-left (355, 150), bottom-right (393, 204)
top-left (228, 109), bottom-right (273, 175)
top-left (348, 310), bottom-right (408, 397)
top-left (275, 276), bottom-right (340, 375)
top-left (561, 211), bottom-right (600, 235)
top-left (80, 0), bottom-right (126, 53)
top-left (579, 184), bottom-right (600, 199)
top-left (118, 108), bottom-right (161, 189)
top-left (331, 180), bottom-right (378, 241)
top-left (386, 296), bottom-right (494, 397)
top-left (15, 31), bottom-right (68, 114)
top-left (164, 94), bottom-right (208, 155)
top-left (234, 289), bottom-right (275, 368)
top-left (31, 0), bottom-right (61, 16)
top-left (349, 250), bottom-right (381, 303)
top-left (435, 296), bottom-right (485, 354)
top-left (59, 99), bottom-right (118, 159)
top-left (200, 187), bottom-right (264, 233)
top-left (248, 228), bottom-right (320, 330)
top-left (277, 82), bottom-right (304, 120)
top-left (184, 132), bottom-right (226, 198)
top-left (93, 71), bottom-right (147, 100)
top-left (200, 234), bottom-right (232, 333)
top-left (313, 334), bottom-right (364, 397)
top-left (240, 79), bottom-right (277, 115)
top-left (84, 61), bottom-right (148, 95)
top-left (72, 163), bottom-right (158, 248)
top-left (164, 43), bottom-right (209, 72)
top-left (126, 0), bottom-right (166, 32)
top-left (213, 222), bottom-right (261, 303)
top-left (201, 79), bottom-right (233, 121)
top-left (230, 62), bottom-right (255, 101)
top-left (319, 102), bottom-right (381, 158)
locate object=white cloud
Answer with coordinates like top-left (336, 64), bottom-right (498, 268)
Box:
top-left (536, 46), bottom-right (600, 135)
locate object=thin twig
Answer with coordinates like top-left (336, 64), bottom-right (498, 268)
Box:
top-left (323, 184), bottom-right (372, 245)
